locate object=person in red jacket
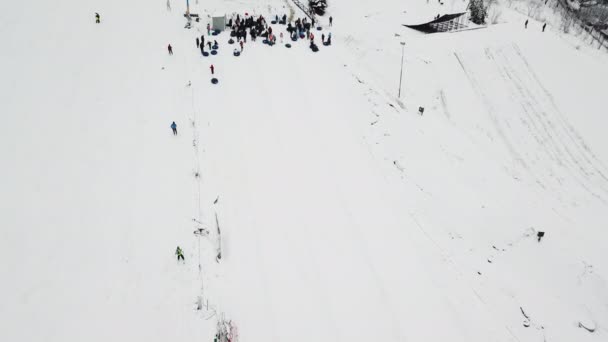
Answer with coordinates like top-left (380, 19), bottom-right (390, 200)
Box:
top-left (210, 64), bottom-right (215, 75)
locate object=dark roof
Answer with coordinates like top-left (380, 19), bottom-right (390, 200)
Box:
top-left (404, 13), bottom-right (467, 33)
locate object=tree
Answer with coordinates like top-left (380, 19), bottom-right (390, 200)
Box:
top-left (309, 0), bottom-right (328, 16)
top-left (469, 0), bottom-right (488, 24)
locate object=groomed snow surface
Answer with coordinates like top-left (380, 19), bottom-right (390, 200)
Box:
top-left (1, 0), bottom-right (608, 341)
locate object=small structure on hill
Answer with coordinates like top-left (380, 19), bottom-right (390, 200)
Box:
top-left (404, 13), bottom-right (469, 33)
top-left (212, 14), bottom-right (226, 32)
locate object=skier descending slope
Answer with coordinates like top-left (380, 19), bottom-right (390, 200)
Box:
top-left (175, 246), bottom-right (184, 261)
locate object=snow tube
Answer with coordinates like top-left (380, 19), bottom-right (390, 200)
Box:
top-left (299, 33), bottom-right (305, 39)
top-left (285, 43), bottom-right (292, 48)
top-left (212, 44), bottom-right (219, 50)
top-left (291, 36), bottom-right (297, 42)
top-left (211, 50), bottom-right (218, 55)
top-left (211, 78), bottom-right (218, 84)
top-left (202, 51), bottom-right (209, 57)
top-left (263, 39), bottom-right (269, 44)
top-left (271, 20), bottom-right (277, 24)
top-left (233, 51), bottom-right (241, 56)
top-left (230, 31), bottom-right (237, 37)
top-left (323, 41), bottom-right (331, 46)
top-left (316, 27), bottom-right (322, 31)
top-left (212, 30), bottom-right (220, 36)
top-left (311, 45), bottom-right (319, 52)
top-left (228, 39), bottom-right (235, 44)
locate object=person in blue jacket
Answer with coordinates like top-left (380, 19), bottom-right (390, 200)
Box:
top-left (171, 121), bottom-right (177, 135)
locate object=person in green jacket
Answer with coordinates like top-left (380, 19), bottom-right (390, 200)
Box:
top-left (175, 246), bottom-right (185, 261)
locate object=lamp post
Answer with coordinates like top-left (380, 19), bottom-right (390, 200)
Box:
top-left (398, 41), bottom-right (406, 98)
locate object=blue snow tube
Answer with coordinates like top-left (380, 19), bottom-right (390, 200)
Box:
top-left (316, 26), bottom-right (322, 31)
top-left (285, 43), bottom-right (292, 48)
top-left (233, 51), bottom-right (241, 56)
top-left (211, 78), bottom-right (219, 84)
top-left (202, 51), bottom-right (209, 57)
top-left (212, 30), bottom-right (220, 36)
top-left (271, 20), bottom-right (277, 25)
top-left (291, 36), bottom-right (297, 42)
top-left (211, 50), bottom-right (218, 55)
top-left (228, 39), bottom-right (235, 44)
top-left (299, 33), bottom-right (305, 39)
top-left (263, 39), bottom-right (269, 44)
top-left (212, 44), bottom-right (219, 50)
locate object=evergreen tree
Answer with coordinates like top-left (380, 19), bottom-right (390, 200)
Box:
top-left (469, 0), bottom-right (487, 25)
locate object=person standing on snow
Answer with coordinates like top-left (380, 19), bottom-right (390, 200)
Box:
top-left (175, 246), bottom-right (185, 261)
top-left (171, 121), bottom-right (177, 135)
top-left (207, 23), bottom-right (211, 35)
top-left (168, 44), bottom-right (173, 55)
top-left (95, 13), bottom-right (101, 24)
top-left (196, 37), bottom-right (200, 48)
top-left (329, 16), bottom-right (333, 27)
top-left (542, 23), bottom-right (547, 32)
top-left (239, 40), bottom-right (244, 52)
top-left (210, 64), bottom-right (215, 75)
top-left (525, 19), bottom-right (529, 29)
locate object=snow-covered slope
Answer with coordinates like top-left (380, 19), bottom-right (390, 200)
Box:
top-left (1, 0), bottom-right (607, 341)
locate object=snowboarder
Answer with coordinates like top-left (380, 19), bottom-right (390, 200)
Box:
top-left (168, 44), bottom-right (173, 55)
top-left (171, 121), bottom-right (177, 135)
top-left (175, 246), bottom-right (185, 261)
top-left (329, 16), bottom-right (333, 26)
top-left (542, 23), bottom-right (547, 32)
top-left (525, 19), bottom-right (529, 29)
top-left (210, 64), bottom-right (215, 75)
top-left (196, 37), bottom-right (200, 48)
top-left (95, 12), bottom-right (100, 24)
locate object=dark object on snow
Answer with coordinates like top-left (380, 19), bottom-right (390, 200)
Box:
top-left (211, 50), bottom-right (218, 55)
top-left (212, 44), bottom-right (219, 50)
top-left (263, 39), bottom-right (269, 44)
top-left (228, 39), bottom-right (235, 44)
top-left (323, 41), bottom-right (331, 46)
top-left (285, 43), bottom-right (292, 48)
top-left (202, 51), bottom-right (209, 57)
top-left (230, 31), bottom-right (237, 37)
top-left (317, 26), bottom-right (322, 31)
top-left (537, 231), bottom-right (545, 242)
top-left (233, 51), bottom-right (241, 56)
top-left (419, 107), bottom-right (425, 115)
top-left (291, 36), bottom-right (298, 42)
top-left (309, 0), bottom-right (328, 16)
top-left (211, 78), bottom-right (219, 84)
top-left (171, 121), bottom-right (177, 135)
top-left (310, 42), bottom-right (319, 52)
top-left (95, 12), bottom-right (100, 24)
top-left (212, 30), bottom-right (220, 35)
top-left (271, 20), bottom-right (277, 24)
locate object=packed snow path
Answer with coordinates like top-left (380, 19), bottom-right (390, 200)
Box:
top-left (1, 0), bottom-right (608, 341)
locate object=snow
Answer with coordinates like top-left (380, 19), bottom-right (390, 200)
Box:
top-left (1, 0), bottom-right (608, 341)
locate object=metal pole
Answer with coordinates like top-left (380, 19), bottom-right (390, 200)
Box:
top-left (398, 42), bottom-right (405, 98)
